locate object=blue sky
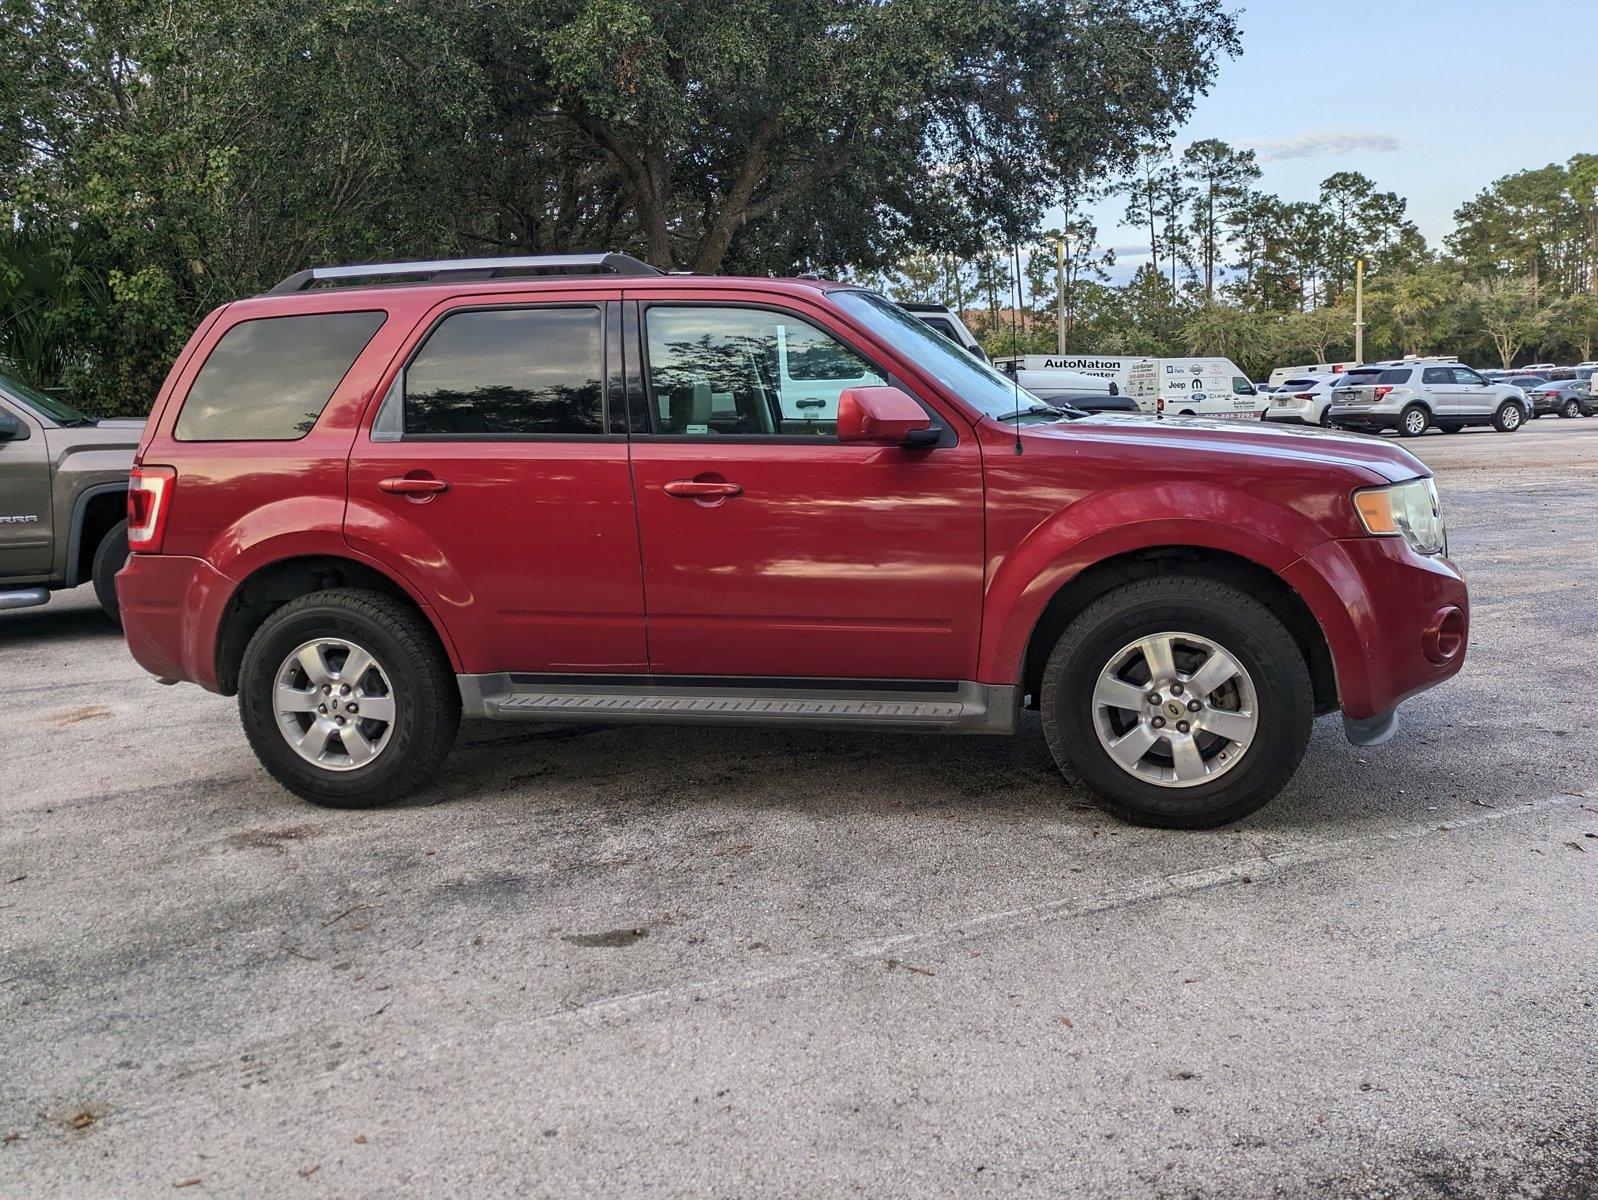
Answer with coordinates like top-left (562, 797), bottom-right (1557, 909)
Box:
top-left (1081, 0), bottom-right (1598, 282)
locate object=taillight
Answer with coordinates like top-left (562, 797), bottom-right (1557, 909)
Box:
top-left (1374, 386), bottom-right (1393, 401)
top-left (127, 466), bottom-right (176, 553)
top-left (1294, 392), bottom-right (1314, 400)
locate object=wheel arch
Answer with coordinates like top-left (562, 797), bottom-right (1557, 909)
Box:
top-left (65, 483), bottom-right (128, 586)
top-left (1016, 546), bottom-right (1338, 717)
top-left (214, 554), bottom-right (459, 696)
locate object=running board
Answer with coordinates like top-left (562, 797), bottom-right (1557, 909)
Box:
top-left (457, 675), bottom-right (1018, 735)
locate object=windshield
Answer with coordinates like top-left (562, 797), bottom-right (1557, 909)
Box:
top-left (831, 290), bottom-right (1043, 420)
top-left (0, 372), bottom-right (93, 425)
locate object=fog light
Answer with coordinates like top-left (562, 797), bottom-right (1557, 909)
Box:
top-left (1422, 606), bottom-right (1466, 664)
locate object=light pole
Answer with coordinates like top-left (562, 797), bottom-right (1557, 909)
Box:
top-left (1055, 238), bottom-right (1067, 354)
top-left (1354, 256), bottom-right (1366, 365)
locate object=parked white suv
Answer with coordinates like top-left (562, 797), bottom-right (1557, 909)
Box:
top-left (1261, 375), bottom-right (1339, 426)
top-left (1328, 361), bottom-right (1529, 437)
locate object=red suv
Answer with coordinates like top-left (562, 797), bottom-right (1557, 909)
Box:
top-left (119, 254), bottom-right (1468, 828)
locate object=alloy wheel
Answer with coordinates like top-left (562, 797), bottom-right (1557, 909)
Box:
top-left (274, 638), bottom-right (396, 771)
top-left (1091, 632), bottom-right (1258, 788)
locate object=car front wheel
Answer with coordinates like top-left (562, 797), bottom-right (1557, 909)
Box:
top-left (1040, 577), bottom-right (1313, 828)
top-left (1492, 402), bottom-right (1524, 432)
top-left (1561, 399), bottom-right (1581, 418)
top-left (238, 588), bottom-right (460, 807)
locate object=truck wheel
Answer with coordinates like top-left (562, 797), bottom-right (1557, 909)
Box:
top-left (237, 588), bottom-right (460, 807)
top-left (1040, 577), bottom-right (1313, 829)
top-left (1492, 402), bottom-right (1524, 432)
top-left (1561, 398), bottom-right (1581, 418)
top-left (1398, 404), bottom-right (1430, 437)
top-left (91, 519), bottom-right (129, 626)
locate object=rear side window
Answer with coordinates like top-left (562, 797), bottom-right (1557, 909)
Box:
top-left (404, 307), bottom-right (603, 437)
top-left (1378, 369), bottom-right (1413, 385)
top-left (1422, 367), bottom-right (1451, 384)
top-left (176, 312), bottom-right (385, 441)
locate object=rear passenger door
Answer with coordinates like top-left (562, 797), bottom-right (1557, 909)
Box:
top-left (1420, 366), bottom-right (1456, 416)
top-left (345, 294), bottom-right (649, 675)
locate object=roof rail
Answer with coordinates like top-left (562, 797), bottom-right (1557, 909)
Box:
top-left (267, 252), bottom-right (662, 295)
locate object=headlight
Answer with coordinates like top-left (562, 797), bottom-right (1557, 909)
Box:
top-left (1353, 478), bottom-right (1446, 556)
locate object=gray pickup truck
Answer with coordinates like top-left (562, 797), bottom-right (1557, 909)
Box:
top-left (0, 372), bottom-right (139, 623)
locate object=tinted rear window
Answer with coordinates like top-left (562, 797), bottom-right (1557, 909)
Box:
top-left (176, 312), bottom-right (385, 441)
top-left (1282, 378), bottom-right (1319, 388)
top-left (1378, 369), bottom-right (1412, 385)
top-left (404, 307), bottom-right (604, 436)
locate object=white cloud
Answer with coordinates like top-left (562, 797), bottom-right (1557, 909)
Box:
top-left (1243, 130), bottom-right (1402, 162)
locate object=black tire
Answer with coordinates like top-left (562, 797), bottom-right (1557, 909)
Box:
top-left (237, 587), bottom-right (460, 807)
top-left (1491, 401), bottom-right (1524, 433)
top-left (1040, 577), bottom-right (1313, 829)
top-left (1561, 398), bottom-right (1581, 419)
top-left (1317, 405), bottom-right (1332, 427)
top-left (91, 518), bottom-right (129, 626)
top-left (1438, 422), bottom-right (1463, 433)
top-left (1398, 404), bottom-right (1430, 438)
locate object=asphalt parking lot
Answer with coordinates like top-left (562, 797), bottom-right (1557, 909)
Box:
top-left (2, 419), bottom-right (1595, 1198)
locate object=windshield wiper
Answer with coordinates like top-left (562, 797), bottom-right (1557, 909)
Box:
top-left (1000, 402), bottom-right (1085, 422)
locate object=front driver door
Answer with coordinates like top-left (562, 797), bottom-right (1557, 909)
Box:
top-left (624, 298), bottom-right (985, 683)
top-left (0, 393), bottom-right (52, 579)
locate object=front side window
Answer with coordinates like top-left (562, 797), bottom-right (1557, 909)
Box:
top-left (1451, 367), bottom-right (1487, 386)
top-left (1231, 376), bottom-right (1255, 395)
top-left (643, 306), bottom-right (886, 437)
top-left (404, 307), bottom-right (603, 436)
top-left (176, 311), bottom-right (385, 441)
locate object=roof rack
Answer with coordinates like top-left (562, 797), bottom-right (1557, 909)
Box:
top-left (267, 252), bottom-right (662, 295)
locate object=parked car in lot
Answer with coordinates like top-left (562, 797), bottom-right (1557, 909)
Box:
top-left (903, 304), bottom-right (989, 361)
top-left (1328, 360), bottom-right (1529, 437)
top-left (991, 360), bottom-right (1140, 414)
top-left (119, 253), bottom-right (1469, 829)
top-left (1528, 378), bottom-right (1595, 418)
top-left (1261, 376), bottom-right (1339, 427)
top-left (0, 372), bottom-right (139, 622)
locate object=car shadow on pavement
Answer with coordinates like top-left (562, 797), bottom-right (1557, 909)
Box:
top-left (0, 604), bottom-right (121, 643)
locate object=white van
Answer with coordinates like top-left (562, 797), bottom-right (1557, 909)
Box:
top-left (997, 355), bottom-right (1263, 419)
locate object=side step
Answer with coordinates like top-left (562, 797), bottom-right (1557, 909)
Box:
top-left (458, 675), bottom-right (1018, 735)
top-left (0, 587), bottom-right (49, 612)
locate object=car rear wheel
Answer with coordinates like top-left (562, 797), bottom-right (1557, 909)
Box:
top-left (238, 587), bottom-right (460, 807)
top-left (1492, 402), bottom-right (1524, 432)
top-left (1561, 398), bottom-right (1581, 418)
top-left (1040, 577), bottom-right (1313, 829)
top-left (1438, 422), bottom-right (1463, 433)
top-left (1398, 404), bottom-right (1430, 437)
top-left (91, 518), bottom-right (129, 626)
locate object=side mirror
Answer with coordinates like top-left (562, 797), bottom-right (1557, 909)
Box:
top-left (0, 409), bottom-right (25, 442)
top-left (836, 386), bottom-right (936, 447)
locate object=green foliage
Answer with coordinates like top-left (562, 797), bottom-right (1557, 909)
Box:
top-left (1, 0), bottom-right (1241, 413)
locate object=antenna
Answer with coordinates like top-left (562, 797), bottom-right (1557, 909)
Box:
top-left (1008, 243), bottom-right (1024, 456)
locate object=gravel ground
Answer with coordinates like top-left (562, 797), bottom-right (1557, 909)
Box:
top-left (1, 419), bottom-right (1595, 1198)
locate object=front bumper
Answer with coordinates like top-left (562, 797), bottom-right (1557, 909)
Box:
top-left (1283, 536), bottom-right (1469, 726)
top-left (118, 554), bottom-right (234, 691)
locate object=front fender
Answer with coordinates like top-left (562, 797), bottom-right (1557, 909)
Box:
top-left (977, 483), bottom-right (1320, 687)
